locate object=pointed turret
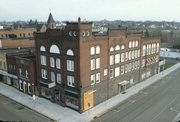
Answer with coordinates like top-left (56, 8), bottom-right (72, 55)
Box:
top-left (47, 13), bottom-right (56, 29)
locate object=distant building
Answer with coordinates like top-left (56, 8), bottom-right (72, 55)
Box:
top-left (47, 13), bottom-right (56, 29)
top-left (34, 18), bottom-right (160, 112)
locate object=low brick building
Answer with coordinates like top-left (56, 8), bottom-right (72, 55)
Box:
top-left (34, 18), bottom-right (160, 112)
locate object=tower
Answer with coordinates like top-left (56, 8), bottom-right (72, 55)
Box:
top-left (47, 13), bottom-right (56, 29)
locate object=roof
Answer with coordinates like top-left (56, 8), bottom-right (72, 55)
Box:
top-left (0, 48), bottom-right (35, 54)
top-left (36, 24), bottom-right (47, 32)
top-left (47, 13), bottom-right (55, 23)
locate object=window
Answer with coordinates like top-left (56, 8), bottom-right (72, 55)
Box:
top-left (40, 55), bottom-right (46, 66)
top-left (19, 68), bottom-right (22, 76)
top-left (142, 45), bottom-right (146, 56)
top-left (67, 60), bottom-right (74, 72)
top-left (147, 45), bottom-right (149, 55)
top-left (28, 83), bottom-right (31, 94)
top-left (90, 59), bottom-right (95, 70)
top-left (121, 45), bottom-right (125, 50)
top-left (132, 62), bottom-right (135, 71)
top-left (96, 46), bottom-right (100, 54)
top-left (125, 64), bottom-right (128, 73)
top-left (50, 45), bottom-right (60, 54)
top-left (138, 49), bottom-right (140, 58)
top-left (51, 72), bottom-right (55, 82)
top-left (104, 69), bottom-right (108, 76)
top-left (25, 70), bottom-right (28, 78)
top-left (115, 67), bottom-right (120, 77)
top-left (157, 43), bottom-right (159, 52)
top-left (41, 69), bottom-right (47, 79)
top-left (135, 41), bottom-right (138, 47)
top-left (132, 50), bottom-right (134, 59)
top-left (91, 74), bottom-right (95, 85)
top-left (110, 55), bottom-right (114, 65)
top-left (132, 41), bottom-right (135, 47)
top-left (110, 69), bottom-right (114, 79)
top-left (96, 73), bottom-right (100, 83)
top-left (135, 50), bottom-right (137, 58)
top-left (90, 46), bottom-right (95, 55)
top-left (96, 58), bottom-right (100, 69)
top-left (128, 51), bottom-right (131, 60)
top-left (19, 80), bottom-right (23, 90)
top-left (40, 46), bottom-right (46, 52)
top-left (115, 54), bottom-right (120, 64)
top-left (66, 49), bottom-right (74, 56)
top-left (129, 63), bottom-right (131, 72)
top-left (121, 65), bottom-right (124, 75)
top-left (129, 41), bottom-right (132, 48)
top-left (50, 57), bottom-right (55, 68)
top-left (121, 53), bottom-right (124, 62)
top-left (67, 75), bottom-right (75, 87)
top-left (56, 58), bottom-right (61, 69)
top-left (115, 45), bottom-right (120, 51)
top-left (57, 73), bottom-right (61, 84)
top-left (110, 47), bottom-right (114, 52)
top-left (125, 52), bottom-right (128, 61)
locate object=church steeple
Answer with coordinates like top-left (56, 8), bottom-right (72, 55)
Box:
top-left (47, 13), bottom-right (56, 29)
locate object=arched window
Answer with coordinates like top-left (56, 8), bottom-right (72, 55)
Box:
top-left (96, 46), bottom-right (100, 54)
top-left (121, 45), bottom-right (125, 50)
top-left (115, 45), bottom-right (120, 51)
top-left (66, 49), bottom-right (74, 56)
top-left (110, 46), bottom-right (114, 52)
top-left (132, 41), bottom-right (135, 47)
top-left (50, 45), bottom-right (60, 54)
top-left (40, 46), bottom-right (46, 52)
top-left (90, 46), bottom-right (95, 55)
top-left (129, 41), bottom-right (132, 48)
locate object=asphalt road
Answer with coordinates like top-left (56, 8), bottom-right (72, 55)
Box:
top-left (92, 68), bottom-right (180, 122)
top-left (0, 94), bottom-right (54, 122)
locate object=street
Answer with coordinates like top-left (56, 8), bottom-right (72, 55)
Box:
top-left (0, 94), bottom-right (53, 122)
top-left (92, 67), bottom-right (180, 122)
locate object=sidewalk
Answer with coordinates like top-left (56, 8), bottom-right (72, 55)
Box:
top-left (1, 63), bottom-right (180, 122)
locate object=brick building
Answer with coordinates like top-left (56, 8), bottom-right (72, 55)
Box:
top-left (34, 18), bottom-right (160, 112)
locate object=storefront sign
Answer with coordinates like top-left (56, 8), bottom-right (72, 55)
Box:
top-left (48, 82), bottom-right (56, 88)
top-left (84, 90), bottom-right (94, 111)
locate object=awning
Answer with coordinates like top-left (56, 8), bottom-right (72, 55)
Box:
top-left (0, 70), bottom-right (18, 79)
top-left (39, 80), bottom-right (56, 88)
top-left (119, 80), bottom-right (129, 86)
top-left (64, 89), bottom-right (79, 98)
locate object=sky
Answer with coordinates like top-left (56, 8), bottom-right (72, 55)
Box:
top-left (1, 0), bottom-right (180, 22)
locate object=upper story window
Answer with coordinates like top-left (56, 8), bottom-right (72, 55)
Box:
top-left (129, 41), bottom-right (132, 48)
top-left (121, 45), bottom-right (125, 50)
top-left (40, 55), bottom-right (46, 66)
top-left (132, 41), bottom-right (135, 48)
top-left (25, 70), bottom-right (28, 78)
top-left (56, 58), bottom-right (61, 69)
top-left (67, 60), bottom-right (74, 72)
top-left (115, 45), bottom-right (120, 51)
top-left (51, 72), bottom-right (55, 82)
top-left (19, 68), bottom-right (22, 76)
top-left (40, 46), bottom-right (46, 52)
top-left (96, 46), bottom-right (100, 54)
top-left (110, 47), bottom-right (114, 52)
top-left (90, 46), bottom-right (95, 55)
top-left (67, 75), bottom-right (75, 87)
top-left (50, 45), bottom-right (60, 54)
top-left (135, 41), bottom-right (138, 47)
top-left (142, 45), bottom-right (146, 56)
top-left (66, 49), bottom-right (74, 56)
top-left (50, 57), bottom-right (55, 68)
top-left (41, 69), bottom-right (47, 79)
top-left (156, 43), bottom-right (159, 52)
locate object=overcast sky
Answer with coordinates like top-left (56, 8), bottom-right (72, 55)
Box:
top-left (1, 0), bottom-right (180, 22)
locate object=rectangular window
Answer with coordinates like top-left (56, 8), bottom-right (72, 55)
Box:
top-left (96, 73), bottom-right (100, 83)
top-left (110, 55), bottom-right (114, 65)
top-left (132, 62), bottom-right (135, 71)
top-left (67, 75), bottom-right (75, 87)
top-left (125, 52), bottom-right (128, 61)
top-left (121, 53), bottom-right (124, 62)
top-left (28, 83), bottom-right (31, 94)
top-left (41, 69), bottom-right (47, 79)
top-left (115, 54), bottom-right (120, 64)
top-left (50, 57), bottom-right (55, 67)
top-left (132, 51), bottom-right (134, 59)
top-left (121, 65), bottom-right (124, 75)
top-left (56, 58), bottom-right (61, 69)
top-left (51, 72), bottom-right (55, 82)
top-left (142, 59), bottom-right (145, 67)
top-left (110, 69), bottom-right (114, 79)
top-left (91, 74), bottom-right (95, 85)
top-left (40, 55), bottom-right (46, 66)
top-left (96, 58), bottom-right (100, 69)
top-left (128, 51), bottom-right (131, 60)
top-left (90, 59), bottom-right (95, 70)
top-left (104, 69), bottom-right (108, 76)
top-left (57, 73), bottom-right (61, 84)
top-left (138, 49), bottom-right (140, 57)
top-left (67, 60), bottom-right (74, 72)
top-left (129, 63), bottom-right (131, 72)
top-left (115, 67), bottom-right (120, 77)
top-left (125, 64), bottom-right (128, 73)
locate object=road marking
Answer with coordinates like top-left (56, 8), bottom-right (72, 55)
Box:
top-left (150, 94), bottom-right (180, 122)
